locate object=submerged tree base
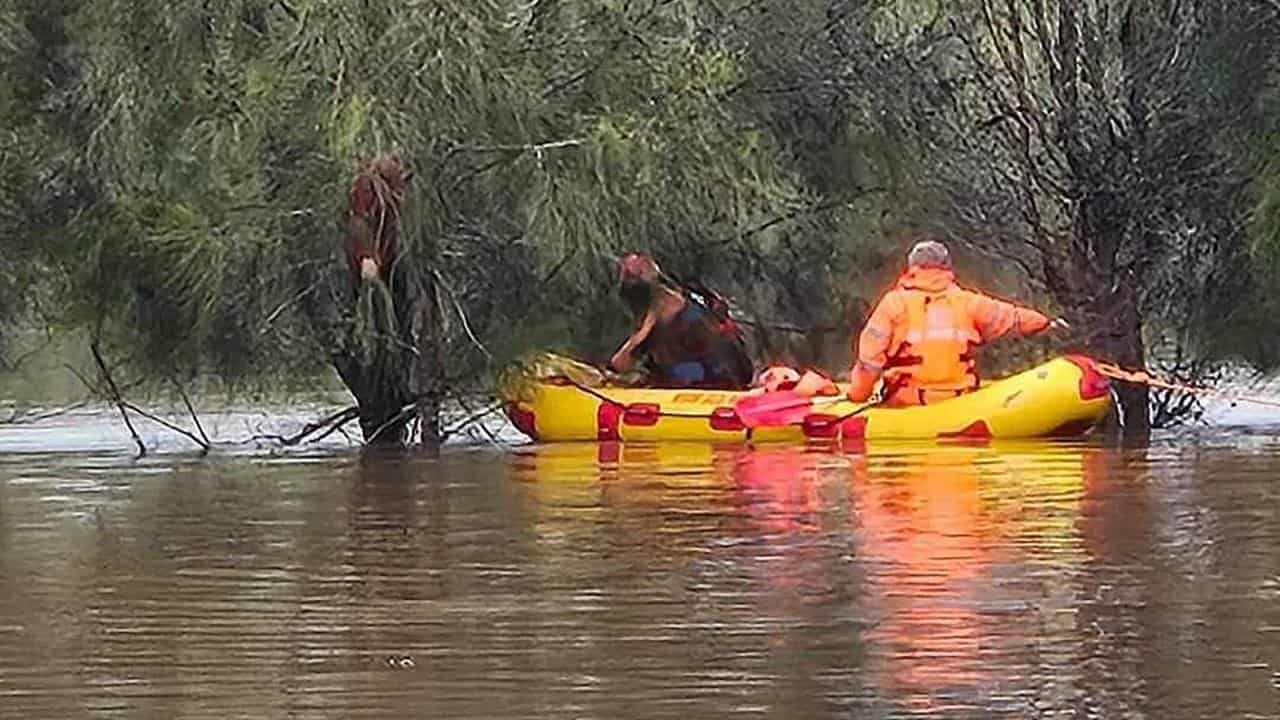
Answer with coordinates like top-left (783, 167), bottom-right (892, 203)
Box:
top-left (323, 156), bottom-right (446, 448)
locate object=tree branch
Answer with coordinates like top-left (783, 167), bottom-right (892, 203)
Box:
top-left (120, 401), bottom-right (210, 453)
top-left (447, 138), bottom-right (584, 156)
top-left (172, 378), bottom-right (212, 450)
top-left (1, 400), bottom-right (94, 426)
top-left (88, 341), bottom-right (146, 458)
top-left (250, 406), bottom-right (360, 446)
top-left (365, 402), bottom-right (418, 445)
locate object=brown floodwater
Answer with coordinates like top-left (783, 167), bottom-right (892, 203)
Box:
top-left (1, 426), bottom-right (1279, 718)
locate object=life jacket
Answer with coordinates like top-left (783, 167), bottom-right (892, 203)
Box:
top-left (637, 280), bottom-right (750, 388)
top-left (686, 282), bottom-right (755, 388)
top-left (681, 279), bottom-right (743, 341)
top-left (883, 281), bottom-right (982, 395)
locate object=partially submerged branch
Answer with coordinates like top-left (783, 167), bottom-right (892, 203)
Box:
top-left (120, 401), bottom-right (211, 454)
top-left (89, 341), bottom-right (146, 458)
top-left (448, 393), bottom-right (510, 448)
top-left (442, 401), bottom-right (504, 440)
top-left (364, 402), bottom-right (419, 446)
top-left (250, 406), bottom-right (361, 446)
top-left (73, 346), bottom-right (213, 455)
top-left (1, 400), bottom-right (93, 425)
top-left (172, 378), bottom-right (211, 448)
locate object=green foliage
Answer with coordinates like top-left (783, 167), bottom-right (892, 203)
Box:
top-left (858, 1), bottom-right (1280, 375)
top-left (1, 0), bottom-right (1277, 414)
top-left (0, 3), bottom-right (56, 360)
top-left (0, 0), bottom-right (898, 390)
top-left (1250, 132), bottom-right (1280, 279)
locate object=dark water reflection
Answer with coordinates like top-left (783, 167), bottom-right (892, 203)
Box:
top-left (1, 439), bottom-right (1278, 718)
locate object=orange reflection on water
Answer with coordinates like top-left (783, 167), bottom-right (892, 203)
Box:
top-left (850, 443), bottom-right (1098, 712)
top-left (851, 448), bottom-right (993, 707)
top-left (725, 445), bottom-right (828, 536)
top-left (508, 439), bottom-right (1100, 713)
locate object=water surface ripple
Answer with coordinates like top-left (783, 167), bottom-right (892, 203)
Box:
top-left (2, 437), bottom-right (1279, 718)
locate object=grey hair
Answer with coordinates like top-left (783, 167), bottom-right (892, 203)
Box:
top-left (907, 240), bottom-right (952, 269)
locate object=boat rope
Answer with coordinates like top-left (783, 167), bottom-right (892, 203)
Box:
top-left (554, 375), bottom-right (726, 419)
top-left (1093, 362), bottom-right (1280, 409)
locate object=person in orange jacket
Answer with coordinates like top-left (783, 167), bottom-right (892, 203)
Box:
top-left (847, 239), bottom-right (1068, 407)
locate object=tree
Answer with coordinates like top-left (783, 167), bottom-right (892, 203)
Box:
top-left (0, 0), bottom-right (88, 365)
top-left (6, 0), bottom-right (1275, 444)
top-left (825, 0), bottom-right (1280, 435)
top-left (3, 0), bottom-right (895, 445)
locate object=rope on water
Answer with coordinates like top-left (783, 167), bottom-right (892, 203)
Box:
top-left (1094, 362), bottom-right (1280, 409)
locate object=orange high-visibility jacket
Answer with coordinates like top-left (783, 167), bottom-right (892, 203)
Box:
top-left (848, 267), bottom-right (1050, 404)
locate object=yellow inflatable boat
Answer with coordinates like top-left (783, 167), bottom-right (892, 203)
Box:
top-left (502, 355), bottom-right (1112, 443)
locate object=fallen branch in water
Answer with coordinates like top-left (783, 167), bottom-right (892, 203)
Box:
top-left (116, 401), bottom-right (211, 454)
top-left (88, 341), bottom-right (147, 458)
top-left (735, 317), bottom-right (840, 335)
top-left (74, 345), bottom-right (214, 455)
top-left (309, 409), bottom-right (362, 445)
top-left (448, 393), bottom-right (510, 448)
top-left (172, 378), bottom-right (212, 450)
top-left (365, 402), bottom-right (419, 445)
top-left (12, 368), bottom-right (504, 452)
top-left (1, 400), bottom-right (94, 425)
top-left (250, 406), bottom-right (361, 446)
top-left (443, 401), bottom-right (504, 440)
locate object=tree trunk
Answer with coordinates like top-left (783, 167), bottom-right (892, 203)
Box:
top-left (1063, 194), bottom-right (1150, 442)
top-left (330, 252), bottom-right (448, 448)
top-left (1049, 234), bottom-right (1150, 442)
top-left (332, 272), bottom-right (416, 447)
top-left (411, 270), bottom-right (447, 447)
top-left (323, 156), bottom-right (447, 448)
top-left (1086, 291), bottom-right (1150, 442)
top-left (334, 354), bottom-right (413, 446)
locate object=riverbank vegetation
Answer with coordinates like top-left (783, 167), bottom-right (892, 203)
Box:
top-left (3, 0), bottom-right (1279, 444)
